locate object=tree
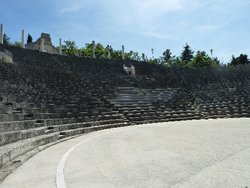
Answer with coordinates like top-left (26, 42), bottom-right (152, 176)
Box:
top-left (230, 54), bottom-right (249, 66)
top-left (162, 49), bottom-right (172, 62)
top-left (3, 33), bottom-right (10, 45)
top-left (14, 41), bottom-right (22, 48)
top-left (111, 50), bottom-right (123, 60)
top-left (127, 51), bottom-right (141, 61)
top-left (141, 53), bottom-right (146, 61)
top-left (181, 43), bottom-right (194, 63)
top-left (27, 34), bottom-right (33, 44)
top-left (149, 57), bottom-right (161, 64)
top-left (161, 49), bottom-right (175, 66)
top-left (93, 43), bottom-right (106, 58)
top-left (104, 46), bottom-right (122, 60)
top-left (191, 51), bottom-right (219, 67)
top-left (63, 40), bottom-right (78, 56)
top-left (171, 56), bottom-right (184, 67)
top-left (80, 42), bottom-right (106, 58)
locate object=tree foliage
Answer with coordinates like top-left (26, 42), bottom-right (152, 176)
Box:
top-left (14, 41), bottom-right (22, 48)
top-left (191, 51), bottom-right (219, 67)
top-left (181, 43), bottom-right (193, 63)
top-left (80, 42), bottom-right (106, 58)
top-left (162, 49), bottom-right (172, 62)
top-left (161, 49), bottom-right (174, 66)
top-left (63, 40), bottom-right (78, 56)
top-left (230, 54), bottom-right (250, 66)
top-left (3, 33), bottom-right (10, 45)
top-left (27, 34), bottom-right (33, 44)
top-left (127, 51), bottom-right (142, 61)
top-left (60, 40), bottom-right (225, 68)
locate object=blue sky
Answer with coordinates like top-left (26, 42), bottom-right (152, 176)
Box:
top-left (1, 0), bottom-right (249, 62)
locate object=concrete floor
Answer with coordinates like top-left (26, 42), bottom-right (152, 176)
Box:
top-left (1, 118), bottom-right (250, 188)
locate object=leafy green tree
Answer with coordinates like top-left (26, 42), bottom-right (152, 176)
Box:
top-left (191, 51), bottom-right (218, 67)
top-left (3, 33), bottom-right (10, 45)
top-left (63, 40), bottom-right (78, 56)
top-left (230, 54), bottom-right (249, 66)
top-left (127, 51), bottom-right (141, 61)
top-left (81, 42), bottom-right (106, 58)
top-left (181, 43), bottom-right (194, 63)
top-left (80, 43), bottom-right (92, 58)
top-left (162, 49), bottom-right (172, 62)
top-left (213, 57), bottom-right (220, 65)
top-left (95, 43), bottom-right (107, 58)
top-left (171, 57), bottom-right (184, 67)
top-left (161, 49), bottom-right (175, 66)
top-left (111, 50), bottom-right (123, 60)
top-left (149, 58), bottom-right (161, 64)
top-left (104, 46), bottom-right (122, 60)
top-left (14, 41), bottom-right (22, 48)
top-left (27, 34), bottom-right (33, 44)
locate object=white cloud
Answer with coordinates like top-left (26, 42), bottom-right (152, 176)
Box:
top-left (58, 0), bottom-right (92, 14)
top-left (196, 25), bottom-right (221, 33)
top-left (107, 0), bottom-right (183, 24)
top-left (58, 0), bottom-right (184, 20)
top-left (143, 32), bottom-right (172, 40)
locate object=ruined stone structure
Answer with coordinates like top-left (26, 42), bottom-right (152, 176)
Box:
top-left (25, 33), bottom-right (59, 54)
top-left (0, 49), bottom-right (13, 63)
top-left (123, 64), bottom-right (136, 75)
top-left (0, 43), bottom-right (250, 182)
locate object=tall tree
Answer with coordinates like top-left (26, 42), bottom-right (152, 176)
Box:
top-left (181, 43), bottom-right (193, 63)
top-left (162, 49), bottom-right (172, 62)
top-left (27, 34), bottom-right (33, 44)
top-left (3, 33), bottom-right (10, 45)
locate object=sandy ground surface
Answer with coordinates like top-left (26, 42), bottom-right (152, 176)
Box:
top-left (1, 118), bottom-right (250, 188)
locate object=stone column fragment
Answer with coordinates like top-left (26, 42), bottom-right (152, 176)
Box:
top-left (122, 45), bottom-right (125, 60)
top-left (40, 38), bottom-right (45, 52)
top-left (59, 38), bottom-right (62, 55)
top-left (107, 45), bottom-right (111, 59)
top-left (21, 30), bottom-right (25, 48)
top-left (0, 24), bottom-right (3, 44)
top-left (92, 40), bottom-right (96, 58)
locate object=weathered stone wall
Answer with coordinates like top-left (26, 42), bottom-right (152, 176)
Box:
top-left (25, 33), bottom-right (59, 54)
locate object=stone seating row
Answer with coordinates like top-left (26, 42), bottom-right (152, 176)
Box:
top-left (0, 108), bottom-right (127, 144)
top-left (0, 111), bottom-right (129, 172)
top-left (111, 86), bottom-right (250, 125)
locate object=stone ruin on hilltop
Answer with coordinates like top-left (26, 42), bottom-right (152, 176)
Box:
top-left (25, 33), bottom-right (60, 54)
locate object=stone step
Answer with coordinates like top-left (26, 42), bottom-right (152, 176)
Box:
top-left (0, 113), bottom-right (35, 122)
top-left (59, 122), bottom-right (129, 138)
top-left (50, 119), bottom-right (128, 132)
top-left (0, 120), bottom-right (45, 132)
top-left (0, 127), bottom-right (48, 146)
top-left (0, 133), bottom-right (59, 168)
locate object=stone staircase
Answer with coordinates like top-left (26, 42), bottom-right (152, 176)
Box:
top-left (109, 87), bottom-right (199, 124)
